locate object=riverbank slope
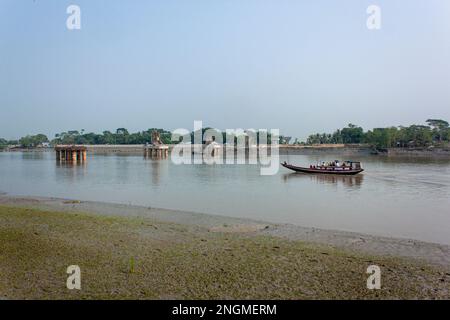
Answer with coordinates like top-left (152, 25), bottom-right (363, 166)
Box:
top-left (0, 196), bottom-right (449, 299)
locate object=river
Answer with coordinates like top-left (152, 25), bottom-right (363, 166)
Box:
top-left (1, 151), bottom-right (449, 244)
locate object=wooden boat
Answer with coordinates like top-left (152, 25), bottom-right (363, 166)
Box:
top-left (281, 161), bottom-right (364, 175)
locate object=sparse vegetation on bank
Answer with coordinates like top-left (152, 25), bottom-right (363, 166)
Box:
top-left (0, 205), bottom-right (448, 300)
top-left (306, 119), bottom-right (449, 149)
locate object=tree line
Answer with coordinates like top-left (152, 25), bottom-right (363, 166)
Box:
top-left (305, 119), bottom-right (449, 149)
top-left (1, 119), bottom-right (449, 149)
top-left (0, 129), bottom-right (172, 149)
top-left (52, 128), bottom-right (173, 145)
top-left (0, 135), bottom-right (48, 149)
top-left (1, 128), bottom-right (274, 148)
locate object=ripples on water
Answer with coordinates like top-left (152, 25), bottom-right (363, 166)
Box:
top-left (0, 151), bottom-right (449, 244)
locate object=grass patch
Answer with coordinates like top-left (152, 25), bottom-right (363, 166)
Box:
top-left (0, 205), bottom-right (448, 299)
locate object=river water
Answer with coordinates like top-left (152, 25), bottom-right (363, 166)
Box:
top-left (1, 151), bottom-right (449, 245)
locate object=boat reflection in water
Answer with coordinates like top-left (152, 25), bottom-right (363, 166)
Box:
top-left (282, 172), bottom-right (364, 188)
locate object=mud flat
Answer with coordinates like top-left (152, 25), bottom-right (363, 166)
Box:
top-left (4, 144), bottom-right (450, 159)
top-left (86, 144), bottom-right (147, 154)
top-left (280, 145), bottom-right (450, 158)
top-left (0, 195), bottom-right (449, 299)
top-left (279, 145), bottom-right (373, 156)
top-left (383, 147), bottom-right (450, 158)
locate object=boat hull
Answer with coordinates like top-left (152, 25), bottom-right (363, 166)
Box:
top-left (281, 163), bottom-right (364, 175)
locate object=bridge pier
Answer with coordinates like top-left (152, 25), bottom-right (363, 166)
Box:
top-left (144, 145), bottom-right (169, 159)
top-left (55, 146), bottom-right (87, 163)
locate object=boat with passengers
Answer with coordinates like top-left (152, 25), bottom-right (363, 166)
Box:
top-left (281, 160), bottom-right (364, 175)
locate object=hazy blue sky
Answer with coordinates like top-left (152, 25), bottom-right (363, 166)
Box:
top-left (1, 0), bottom-right (449, 140)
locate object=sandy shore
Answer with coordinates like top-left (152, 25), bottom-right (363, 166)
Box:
top-left (0, 194), bottom-right (449, 299)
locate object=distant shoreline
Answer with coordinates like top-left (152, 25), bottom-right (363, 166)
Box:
top-left (3, 144), bottom-right (450, 158)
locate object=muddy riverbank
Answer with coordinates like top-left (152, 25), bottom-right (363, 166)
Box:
top-left (4, 144), bottom-right (450, 158)
top-left (0, 195), bottom-right (449, 299)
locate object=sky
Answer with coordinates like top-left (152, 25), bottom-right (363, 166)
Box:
top-left (1, 0), bottom-right (449, 140)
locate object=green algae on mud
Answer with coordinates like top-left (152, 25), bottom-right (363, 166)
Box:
top-left (0, 205), bottom-right (449, 299)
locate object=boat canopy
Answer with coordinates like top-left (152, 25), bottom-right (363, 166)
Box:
top-left (342, 160), bottom-right (362, 169)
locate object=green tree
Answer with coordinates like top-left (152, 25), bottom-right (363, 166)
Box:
top-left (115, 128), bottom-right (129, 144)
top-left (404, 125), bottom-right (432, 147)
top-left (426, 119), bottom-right (449, 142)
top-left (102, 131), bottom-right (115, 144)
top-left (0, 138), bottom-right (7, 150)
top-left (19, 134), bottom-right (48, 148)
top-left (340, 124), bottom-right (364, 144)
